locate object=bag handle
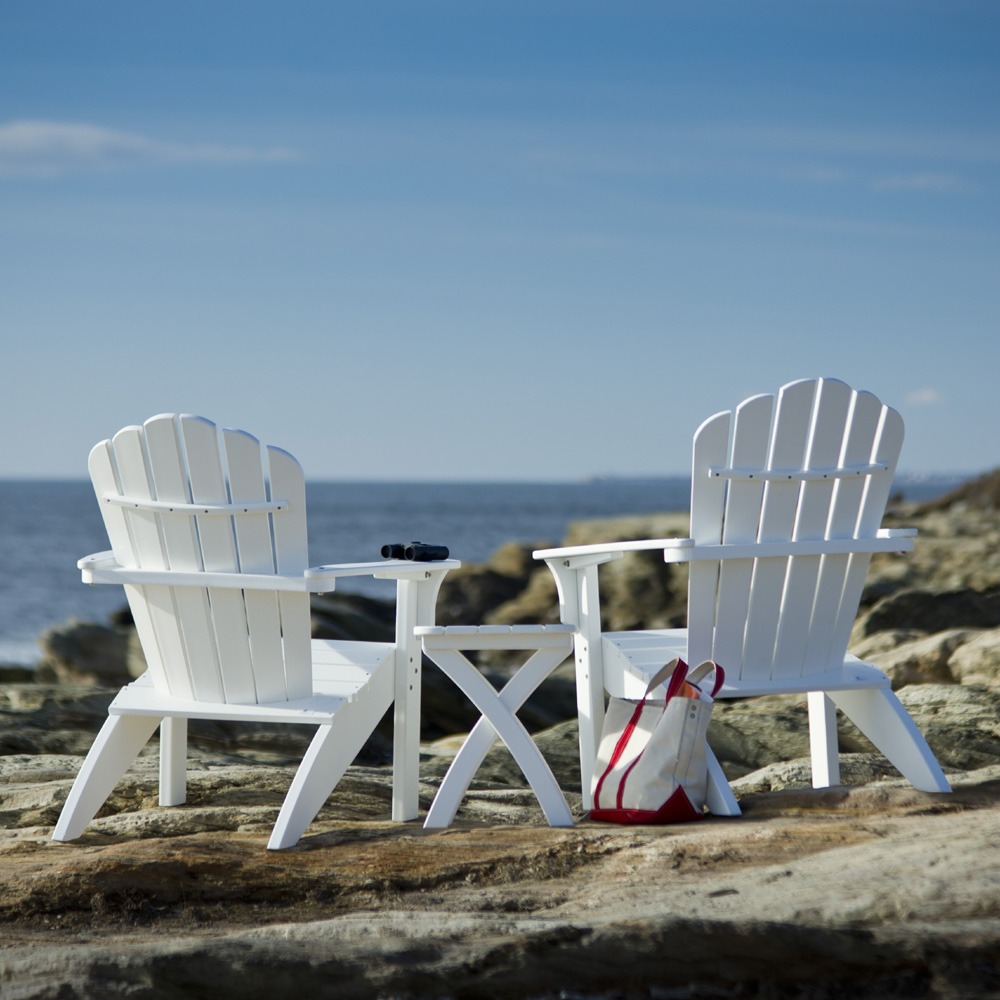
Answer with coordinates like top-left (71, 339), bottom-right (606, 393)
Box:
top-left (643, 658), bottom-right (724, 701)
top-left (686, 659), bottom-right (725, 698)
top-left (643, 658), bottom-right (687, 700)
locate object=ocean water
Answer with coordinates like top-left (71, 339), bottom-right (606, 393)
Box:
top-left (0, 475), bottom-right (965, 666)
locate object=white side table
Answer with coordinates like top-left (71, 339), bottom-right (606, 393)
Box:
top-left (415, 624), bottom-right (576, 828)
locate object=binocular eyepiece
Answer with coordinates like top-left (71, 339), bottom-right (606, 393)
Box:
top-left (380, 541), bottom-right (450, 562)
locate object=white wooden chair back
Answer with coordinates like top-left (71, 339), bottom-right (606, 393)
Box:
top-left (686, 377), bottom-right (902, 682)
top-left (89, 413), bottom-right (313, 705)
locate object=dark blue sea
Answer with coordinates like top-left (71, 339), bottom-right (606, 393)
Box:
top-left (0, 475), bottom-right (966, 666)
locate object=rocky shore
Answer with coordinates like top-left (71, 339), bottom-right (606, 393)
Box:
top-left (2, 474), bottom-right (1000, 999)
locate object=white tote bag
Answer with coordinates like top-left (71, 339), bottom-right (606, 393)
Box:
top-left (590, 658), bottom-right (723, 824)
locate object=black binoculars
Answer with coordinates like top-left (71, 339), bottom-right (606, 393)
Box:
top-left (380, 541), bottom-right (450, 562)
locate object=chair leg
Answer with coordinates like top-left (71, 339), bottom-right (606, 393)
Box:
top-left (267, 693), bottom-right (387, 850)
top-left (159, 716), bottom-right (188, 806)
top-left (808, 691), bottom-right (841, 788)
top-left (831, 688), bottom-right (951, 793)
top-left (52, 713), bottom-right (162, 841)
top-left (705, 744), bottom-right (741, 816)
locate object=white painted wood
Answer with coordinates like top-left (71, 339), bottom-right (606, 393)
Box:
top-left (114, 423), bottom-right (198, 700)
top-left (144, 414), bottom-right (225, 705)
top-left (181, 415), bottom-right (256, 704)
top-left (741, 379), bottom-right (816, 682)
top-left (420, 629), bottom-right (575, 828)
top-left (709, 462), bottom-right (888, 482)
top-left (268, 656), bottom-right (395, 849)
top-left (807, 692), bottom-right (840, 787)
top-left (530, 534), bottom-right (911, 568)
top-left (539, 557), bottom-right (604, 810)
top-left (159, 717), bottom-right (187, 806)
top-left (712, 392), bottom-right (772, 673)
top-left (423, 637), bottom-right (574, 828)
top-left (705, 745), bottom-right (741, 816)
top-left (226, 429), bottom-right (286, 704)
top-left (267, 444), bottom-right (313, 701)
top-left (88, 439), bottom-right (171, 693)
top-left (102, 495), bottom-right (288, 515)
top-left (57, 415), bottom-right (459, 850)
top-left (391, 576), bottom-right (421, 822)
top-left (533, 539), bottom-right (689, 560)
top-left (533, 379), bottom-right (951, 818)
top-left (687, 409), bottom-right (731, 666)
top-left (52, 713), bottom-right (162, 841)
top-left (830, 687), bottom-right (950, 792)
top-left (828, 403), bottom-right (905, 661)
top-left (771, 379), bottom-right (852, 680)
top-left (805, 390), bottom-right (883, 673)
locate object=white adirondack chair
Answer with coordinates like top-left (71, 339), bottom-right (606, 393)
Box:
top-left (52, 414), bottom-right (458, 849)
top-left (534, 378), bottom-right (951, 815)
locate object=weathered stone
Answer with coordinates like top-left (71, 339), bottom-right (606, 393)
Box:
top-left (34, 619), bottom-right (132, 686)
top-left (947, 625), bottom-right (1000, 687)
top-left (2, 754), bottom-right (1000, 999)
top-left (855, 586), bottom-right (1000, 637)
top-left (862, 628), bottom-right (978, 688)
top-left (838, 683), bottom-right (1000, 772)
top-left (849, 628), bottom-right (925, 659)
top-left (730, 752), bottom-right (909, 794)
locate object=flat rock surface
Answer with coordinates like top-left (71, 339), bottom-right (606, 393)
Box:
top-left (2, 751), bottom-right (1000, 999)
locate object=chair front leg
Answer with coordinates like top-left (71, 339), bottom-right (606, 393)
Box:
top-left (392, 568), bottom-right (451, 822)
top-left (53, 713), bottom-right (162, 842)
top-left (830, 688), bottom-right (951, 793)
top-left (543, 557), bottom-right (606, 809)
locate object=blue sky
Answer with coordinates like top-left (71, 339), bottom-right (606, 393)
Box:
top-left (2, 0), bottom-right (998, 480)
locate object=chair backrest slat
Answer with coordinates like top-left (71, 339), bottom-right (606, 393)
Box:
top-left (827, 403), bottom-right (904, 662)
top-left (688, 378), bottom-right (904, 683)
top-left (177, 415), bottom-right (256, 702)
top-left (223, 427), bottom-right (287, 702)
top-left (90, 414), bottom-right (313, 705)
top-left (89, 436), bottom-right (173, 693)
top-left (770, 378), bottom-right (852, 679)
top-left (144, 414), bottom-right (226, 702)
top-left (804, 389), bottom-right (884, 672)
top-left (112, 423), bottom-right (204, 700)
top-left (687, 409), bottom-right (731, 665)
top-left (266, 444), bottom-right (312, 699)
top-left (711, 393), bottom-right (772, 673)
top-left (740, 379), bottom-right (815, 680)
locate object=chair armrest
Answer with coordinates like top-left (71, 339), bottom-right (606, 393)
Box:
top-left (78, 550), bottom-right (118, 572)
top-left (533, 537), bottom-right (694, 568)
top-left (879, 527), bottom-right (918, 538)
top-left (81, 557), bottom-right (314, 592)
top-left (80, 552), bottom-right (460, 594)
top-left (305, 558), bottom-right (461, 590)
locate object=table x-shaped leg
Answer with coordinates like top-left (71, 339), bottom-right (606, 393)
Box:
top-left (416, 624), bottom-right (575, 829)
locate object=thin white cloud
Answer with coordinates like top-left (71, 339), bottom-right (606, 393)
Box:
top-left (0, 120), bottom-right (302, 178)
top-left (905, 388), bottom-right (946, 407)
